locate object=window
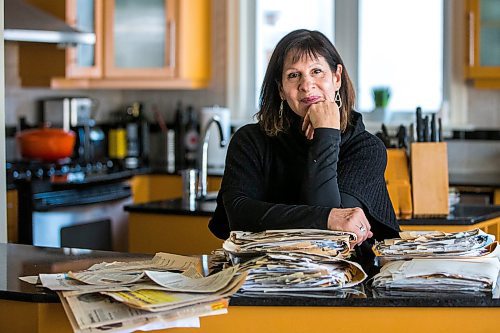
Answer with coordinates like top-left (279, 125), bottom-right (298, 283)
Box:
top-left (358, 0), bottom-right (443, 113)
top-left (255, 0), bottom-right (334, 106)
top-left (228, 0), bottom-right (447, 123)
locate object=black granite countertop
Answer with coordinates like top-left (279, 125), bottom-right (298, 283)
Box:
top-left (0, 243), bottom-right (151, 303)
top-left (398, 205), bottom-right (500, 225)
top-left (125, 198), bottom-right (500, 226)
top-left (2, 243), bottom-right (499, 307)
top-left (125, 197), bottom-right (217, 216)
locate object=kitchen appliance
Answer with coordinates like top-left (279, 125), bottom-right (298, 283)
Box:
top-left (10, 159), bottom-right (133, 251)
top-left (126, 103), bottom-right (150, 169)
top-left (39, 97), bottom-right (95, 131)
top-left (4, 0), bottom-right (95, 45)
top-left (199, 106), bottom-right (231, 171)
top-left (39, 97), bottom-right (104, 163)
top-left (16, 127), bottom-right (76, 161)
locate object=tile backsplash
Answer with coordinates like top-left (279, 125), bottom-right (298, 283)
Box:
top-left (447, 140), bottom-right (500, 175)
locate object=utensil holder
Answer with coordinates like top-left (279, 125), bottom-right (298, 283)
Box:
top-left (385, 148), bottom-right (412, 217)
top-left (410, 142), bottom-right (449, 217)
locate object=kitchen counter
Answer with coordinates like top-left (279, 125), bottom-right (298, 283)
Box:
top-left (0, 243), bottom-right (499, 333)
top-left (0, 243), bottom-right (150, 303)
top-left (398, 204), bottom-right (500, 225)
top-left (124, 197), bottom-right (216, 216)
top-left (125, 200), bottom-right (500, 255)
top-left (125, 199), bottom-right (500, 226)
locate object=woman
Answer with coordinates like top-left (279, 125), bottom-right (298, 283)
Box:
top-left (209, 29), bottom-right (399, 246)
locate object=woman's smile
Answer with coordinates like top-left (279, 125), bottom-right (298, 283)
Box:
top-left (301, 95), bottom-right (323, 105)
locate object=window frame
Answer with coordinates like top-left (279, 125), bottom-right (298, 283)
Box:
top-left (226, 0), bottom-right (466, 126)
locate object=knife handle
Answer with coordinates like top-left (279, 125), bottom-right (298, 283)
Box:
top-left (430, 113), bottom-right (437, 142)
top-left (438, 118), bottom-right (443, 142)
top-left (416, 107), bottom-right (423, 142)
top-left (423, 115), bottom-right (429, 142)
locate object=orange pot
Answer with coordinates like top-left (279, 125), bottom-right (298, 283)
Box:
top-left (16, 128), bottom-right (76, 161)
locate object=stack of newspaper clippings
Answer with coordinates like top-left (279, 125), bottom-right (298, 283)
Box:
top-left (222, 229), bottom-right (367, 296)
top-left (22, 252), bottom-right (247, 333)
top-left (371, 229), bottom-right (500, 296)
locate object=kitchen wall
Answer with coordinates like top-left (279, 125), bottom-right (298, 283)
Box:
top-left (4, 1), bottom-right (500, 129)
top-left (466, 88), bottom-right (500, 127)
top-left (5, 1), bottom-right (227, 127)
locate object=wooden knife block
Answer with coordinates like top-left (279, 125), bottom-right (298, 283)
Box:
top-left (385, 149), bottom-right (413, 217)
top-left (410, 142), bottom-right (449, 217)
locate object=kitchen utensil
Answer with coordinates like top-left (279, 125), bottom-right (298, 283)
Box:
top-left (415, 107), bottom-right (424, 142)
top-left (423, 115), bottom-right (430, 142)
top-left (396, 125), bottom-right (408, 149)
top-left (376, 124), bottom-right (391, 148)
top-left (16, 127), bottom-right (76, 161)
top-left (438, 117), bottom-right (443, 142)
top-left (376, 132), bottom-right (390, 148)
top-left (408, 123), bottom-right (415, 144)
top-left (430, 113), bottom-right (437, 142)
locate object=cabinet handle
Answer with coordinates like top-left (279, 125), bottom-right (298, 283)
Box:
top-left (468, 11), bottom-right (475, 66)
top-left (168, 20), bottom-right (176, 69)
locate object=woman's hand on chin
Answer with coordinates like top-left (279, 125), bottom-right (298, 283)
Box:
top-left (301, 99), bottom-right (340, 140)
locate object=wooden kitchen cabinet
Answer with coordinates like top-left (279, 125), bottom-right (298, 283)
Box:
top-left (64, 0), bottom-right (104, 78)
top-left (131, 174), bottom-right (222, 204)
top-left (51, 0), bottom-right (211, 89)
top-left (16, 0), bottom-right (66, 87)
top-left (465, 0), bottom-right (500, 88)
top-left (129, 213), bottom-right (222, 255)
top-left (6, 190), bottom-right (18, 243)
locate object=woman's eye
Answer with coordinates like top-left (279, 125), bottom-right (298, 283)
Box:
top-left (287, 72), bottom-right (300, 80)
top-left (312, 69), bottom-right (323, 75)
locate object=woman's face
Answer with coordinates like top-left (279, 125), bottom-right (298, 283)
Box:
top-left (279, 53), bottom-right (342, 118)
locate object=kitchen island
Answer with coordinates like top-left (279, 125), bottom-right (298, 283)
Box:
top-left (0, 243), bottom-right (499, 333)
top-left (125, 200), bottom-right (500, 255)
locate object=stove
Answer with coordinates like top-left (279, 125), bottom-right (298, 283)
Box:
top-left (7, 159), bottom-right (119, 183)
top-left (9, 159), bottom-right (134, 251)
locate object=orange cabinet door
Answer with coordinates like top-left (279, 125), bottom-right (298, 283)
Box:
top-left (65, 0), bottom-right (104, 78)
top-left (103, 0), bottom-right (177, 78)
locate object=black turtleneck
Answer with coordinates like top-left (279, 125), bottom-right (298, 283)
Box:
top-left (209, 111), bottom-right (399, 240)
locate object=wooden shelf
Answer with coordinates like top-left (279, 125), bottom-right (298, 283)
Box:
top-left (51, 77), bottom-right (210, 90)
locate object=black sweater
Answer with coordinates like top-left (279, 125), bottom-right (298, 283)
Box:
top-left (209, 111), bottom-right (399, 240)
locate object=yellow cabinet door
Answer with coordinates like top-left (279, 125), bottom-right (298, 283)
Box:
top-left (465, 0), bottom-right (500, 87)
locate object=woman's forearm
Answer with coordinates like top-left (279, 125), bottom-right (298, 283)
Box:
top-left (302, 128), bottom-right (342, 207)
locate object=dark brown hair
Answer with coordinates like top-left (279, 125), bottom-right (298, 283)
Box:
top-left (256, 29), bottom-right (355, 136)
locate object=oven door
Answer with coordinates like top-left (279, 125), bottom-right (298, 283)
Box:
top-left (33, 195), bottom-right (131, 251)
top-left (19, 180), bottom-right (132, 252)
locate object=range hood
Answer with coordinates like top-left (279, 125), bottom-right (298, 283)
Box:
top-left (4, 0), bottom-right (95, 45)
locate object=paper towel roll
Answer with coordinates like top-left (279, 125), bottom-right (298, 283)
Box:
top-left (200, 106), bottom-right (231, 171)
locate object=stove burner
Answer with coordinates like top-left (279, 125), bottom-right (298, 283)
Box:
top-left (6, 159), bottom-right (117, 182)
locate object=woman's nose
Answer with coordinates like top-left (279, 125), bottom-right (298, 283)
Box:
top-left (299, 75), bottom-right (315, 91)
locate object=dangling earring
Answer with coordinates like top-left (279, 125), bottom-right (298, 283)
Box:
top-left (279, 99), bottom-right (284, 118)
top-left (334, 90), bottom-right (342, 109)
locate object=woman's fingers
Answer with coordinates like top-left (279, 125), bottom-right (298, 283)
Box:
top-left (302, 111), bottom-right (310, 132)
top-left (306, 124), bottom-right (314, 140)
top-left (327, 207), bottom-right (373, 246)
top-left (307, 99), bottom-right (340, 129)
